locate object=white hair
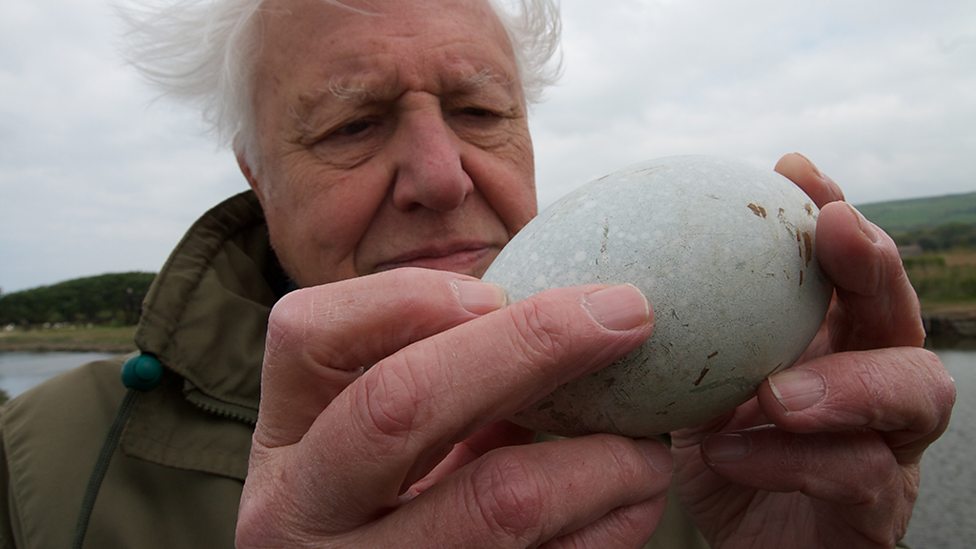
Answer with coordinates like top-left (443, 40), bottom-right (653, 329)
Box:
top-left (118, 0), bottom-right (563, 166)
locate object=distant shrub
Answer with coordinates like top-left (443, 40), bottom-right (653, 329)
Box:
top-left (0, 272), bottom-right (156, 327)
top-left (892, 222), bottom-right (976, 251)
top-left (903, 255), bottom-right (946, 270)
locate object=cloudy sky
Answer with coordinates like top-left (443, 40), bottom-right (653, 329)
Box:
top-left (1, 0), bottom-right (974, 294)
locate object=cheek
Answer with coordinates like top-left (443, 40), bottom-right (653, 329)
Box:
top-left (472, 139), bottom-right (537, 236)
top-left (260, 163), bottom-right (390, 285)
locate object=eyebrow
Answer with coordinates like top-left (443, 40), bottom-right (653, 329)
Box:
top-left (295, 66), bottom-right (515, 117)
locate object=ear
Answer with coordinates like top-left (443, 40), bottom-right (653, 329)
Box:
top-left (236, 150), bottom-right (264, 198)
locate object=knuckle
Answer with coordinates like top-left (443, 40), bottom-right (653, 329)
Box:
top-left (468, 454), bottom-right (547, 543)
top-left (822, 432), bottom-right (899, 507)
top-left (917, 349), bottom-right (957, 405)
top-left (351, 360), bottom-right (428, 449)
top-left (912, 349), bottom-right (957, 436)
top-left (505, 298), bottom-right (572, 365)
top-left (264, 289), bottom-right (313, 357)
top-left (595, 435), bottom-right (650, 483)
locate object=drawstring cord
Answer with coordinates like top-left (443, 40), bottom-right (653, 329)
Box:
top-left (72, 354), bottom-right (163, 549)
top-left (72, 389), bottom-right (138, 549)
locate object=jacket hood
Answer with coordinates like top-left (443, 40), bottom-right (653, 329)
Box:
top-left (134, 191), bottom-right (284, 421)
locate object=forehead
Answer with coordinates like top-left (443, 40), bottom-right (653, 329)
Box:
top-left (255, 0), bottom-right (519, 99)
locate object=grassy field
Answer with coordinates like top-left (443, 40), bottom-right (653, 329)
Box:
top-left (904, 248), bottom-right (976, 314)
top-left (0, 325), bottom-right (137, 352)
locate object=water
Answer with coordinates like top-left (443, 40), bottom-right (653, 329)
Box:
top-left (0, 351), bottom-right (115, 399)
top-left (0, 349), bottom-right (972, 544)
top-left (905, 348), bottom-right (976, 549)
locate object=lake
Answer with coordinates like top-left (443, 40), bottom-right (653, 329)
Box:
top-left (905, 347), bottom-right (976, 549)
top-left (0, 351), bottom-right (116, 398)
top-left (0, 348), bottom-right (972, 546)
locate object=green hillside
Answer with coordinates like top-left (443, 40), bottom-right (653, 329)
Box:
top-left (858, 191), bottom-right (976, 233)
top-left (856, 191), bottom-right (976, 314)
top-left (0, 272), bottom-right (155, 326)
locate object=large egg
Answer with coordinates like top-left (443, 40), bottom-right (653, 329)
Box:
top-left (483, 155), bottom-right (832, 437)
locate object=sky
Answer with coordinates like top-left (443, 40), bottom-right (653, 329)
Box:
top-left (1, 0), bottom-right (974, 294)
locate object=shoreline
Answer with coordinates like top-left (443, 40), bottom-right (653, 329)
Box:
top-left (0, 341), bottom-right (135, 353)
top-left (922, 306), bottom-right (976, 341)
top-left (3, 308), bottom-right (975, 353)
top-left (0, 325), bottom-right (137, 354)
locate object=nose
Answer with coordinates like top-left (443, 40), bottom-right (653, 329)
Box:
top-left (390, 104), bottom-right (474, 212)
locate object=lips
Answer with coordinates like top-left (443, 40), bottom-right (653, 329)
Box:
top-left (373, 242), bottom-right (499, 275)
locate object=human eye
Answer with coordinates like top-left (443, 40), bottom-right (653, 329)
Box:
top-left (327, 117), bottom-right (378, 140)
top-left (459, 106), bottom-right (496, 117)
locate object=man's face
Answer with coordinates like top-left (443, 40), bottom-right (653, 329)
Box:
top-left (243, 0), bottom-right (538, 287)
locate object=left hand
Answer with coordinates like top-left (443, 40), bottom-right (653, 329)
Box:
top-left (669, 153), bottom-right (957, 548)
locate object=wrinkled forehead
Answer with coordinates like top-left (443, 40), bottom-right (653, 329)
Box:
top-left (252, 0), bottom-right (521, 107)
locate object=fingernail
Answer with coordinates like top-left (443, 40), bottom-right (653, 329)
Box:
top-left (637, 438), bottom-right (673, 474)
top-left (453, 280), bottom-right (508, 315)
top-left (768, 368), bottom-right (826, 413)
top-left (702, 433), bottom-right (751, 463)
top-left (845, 203), bottom-right (880, 244)
top-left (582, 284), bottom-right (651, 331)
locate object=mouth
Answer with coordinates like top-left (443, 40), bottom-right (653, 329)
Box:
top-left (373, 243), bottom-right (499, 275)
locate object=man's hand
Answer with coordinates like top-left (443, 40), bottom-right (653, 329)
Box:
top-left (237, 269), bottom-right (672, 547)
top-left (670, 153), bottom-right (957, 548)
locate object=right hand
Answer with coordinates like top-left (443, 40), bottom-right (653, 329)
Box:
top-left (236, 268), bottom-right (672, 548)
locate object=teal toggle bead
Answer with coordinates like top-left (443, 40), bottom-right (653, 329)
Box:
top-left (120, 354), bottom-right (164, 391)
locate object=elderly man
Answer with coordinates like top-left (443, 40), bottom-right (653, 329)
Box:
top-left (0, 0), bottom-right (954, 547)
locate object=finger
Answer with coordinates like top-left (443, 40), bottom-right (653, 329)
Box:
top-left (542, 499), bottom-right (665, 549)
top-left (815, 202), bottom-right (926, 349)
top-left (402, 421), bottom-right (535, 501)
top-left (759, 348), bottom-right (956, 464)
top-left (774, 152), bottom-right (845, 207)
top-left (368, 435), bottom-right (672, 547)
top-left (700, 426), bottom-right (908, 541)
top-left (305, 283), bottom-right (654, 528)
top-left (256, 267), bottom-right (508, 447)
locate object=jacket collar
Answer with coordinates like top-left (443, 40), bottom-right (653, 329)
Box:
top-left (133, 191), bottom-right (283, 422)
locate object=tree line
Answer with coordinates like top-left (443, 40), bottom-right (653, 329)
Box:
top-left (889, 221), bottom-right (976, 252)
top-left (0, 272), bottom-right (155, 327)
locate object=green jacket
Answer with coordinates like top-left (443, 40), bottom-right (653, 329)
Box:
top-left (0, 191), bottom-right (706, 548)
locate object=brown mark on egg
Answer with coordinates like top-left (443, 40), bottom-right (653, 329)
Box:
top-left (693, 366), bottom-right (710, 386)
top-left (707, 351), bottom-right (719, 359)
top-left (748, 203), bottom-right (768, 218)
top-left (805, 203), bottom-right (814, 217)
top-left (778, 207), bottom-right (800, 240)
top-left (799, 270), bottom-right (805, 286)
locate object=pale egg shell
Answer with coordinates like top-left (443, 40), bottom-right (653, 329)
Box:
top-left (483, 155), bottom-right (833, 436)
